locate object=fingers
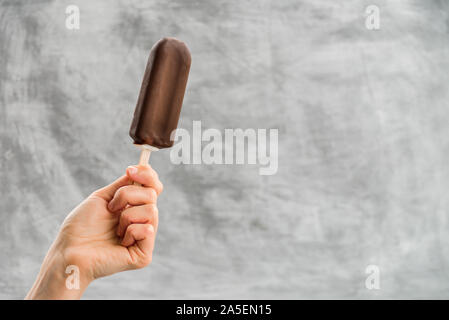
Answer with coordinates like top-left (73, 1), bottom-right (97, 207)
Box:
top-left (107, 185), bottom-right (157, 212)
top-left (92, 175), bottom-right (131, 202)
top-left (122, 224), bottom-right (156, 268)
top-left (117, 204), bottom-right (159, 237)
top-left (92, 165), bottom-right (162, 204)
top-left (113, 166), bottom-right (161, 269)
top-left (126, 165), bottom-right (163, 195)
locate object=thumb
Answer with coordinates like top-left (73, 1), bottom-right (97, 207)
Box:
top-left (92, 175), bottom-right (131, 202)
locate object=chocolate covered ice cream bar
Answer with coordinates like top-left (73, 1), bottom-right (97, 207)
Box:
top-left (130, 37), bottom-right (191, 150)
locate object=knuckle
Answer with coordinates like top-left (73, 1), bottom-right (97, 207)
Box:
top-left (148, 166), bottom-right (157, 178)
top-left (143, 167), bottom-right (161, 187)
top-left (142, 166), bottom-right (156, 179)
top-left (156, 181), bottom-right (163, 195)
top-left (146, 204), bottom-right (158, 216)
top-left (147, 188), bottom-right (157, 202)
top-left (134, 255), bottom-right (152, 269)
top-left (146, 224), bottom-right (155, 235)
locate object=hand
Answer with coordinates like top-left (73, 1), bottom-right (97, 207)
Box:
top-left (26, 165), bottom-right (163, 299)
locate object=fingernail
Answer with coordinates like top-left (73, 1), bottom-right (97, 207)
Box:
top-left (127, 166), bottom-right (138, 175)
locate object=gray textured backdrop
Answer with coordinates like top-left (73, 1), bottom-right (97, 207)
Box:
top-left (1, 0), bottom-right (449, 299)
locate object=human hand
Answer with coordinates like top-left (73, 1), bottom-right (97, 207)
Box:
top-left (26, 165), bottom-right (163, 299)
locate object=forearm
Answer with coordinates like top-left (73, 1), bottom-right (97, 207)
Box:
top-left (25, 245), bottom-right (90, 300)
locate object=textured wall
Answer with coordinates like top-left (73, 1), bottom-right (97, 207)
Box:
top-left (1, 0), bottom-right (449, 299)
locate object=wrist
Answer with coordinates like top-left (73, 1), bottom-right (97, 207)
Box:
top-left (26, 243), bottom-right (92, 300)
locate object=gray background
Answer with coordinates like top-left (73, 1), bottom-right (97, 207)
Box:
top-left (1, 0), bottom-right (449, 299)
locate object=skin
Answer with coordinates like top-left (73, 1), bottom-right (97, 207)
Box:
top-left (25, 165), bottom-right (163, 299)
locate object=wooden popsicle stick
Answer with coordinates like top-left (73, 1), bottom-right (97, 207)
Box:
top-left (133, 144), bottom-right (158, 186)
top-left (138, 147), bottom-right (152, 166)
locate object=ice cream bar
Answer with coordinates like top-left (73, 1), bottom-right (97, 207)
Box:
top-left (130, 37), bottom-right (191, 152)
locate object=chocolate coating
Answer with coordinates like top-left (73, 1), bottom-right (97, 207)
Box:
top-left (130, 38), bottom-right (191, 148)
